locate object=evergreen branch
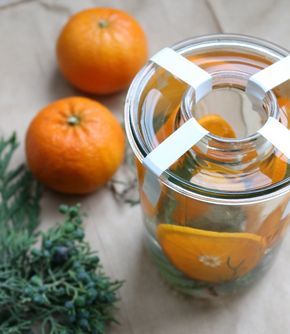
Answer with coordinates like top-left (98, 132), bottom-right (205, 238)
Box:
top-left (0, 134), bottom-right (122, 333)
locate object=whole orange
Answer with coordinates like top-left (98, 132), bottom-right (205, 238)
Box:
top-left (26, 97), bottom-right (125, 194)
top-left (56, 8), bottom-right (148, 94)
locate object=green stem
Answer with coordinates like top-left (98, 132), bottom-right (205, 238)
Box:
top-left (98, 19), bottom-right (109, 28)
top-left (67, 115), bottom-right (80, 126)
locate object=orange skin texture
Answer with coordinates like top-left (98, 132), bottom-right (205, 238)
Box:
top-left (26, 97), bottom-right (125, 194)
top-left (56, 8), bottom-right (148, 94)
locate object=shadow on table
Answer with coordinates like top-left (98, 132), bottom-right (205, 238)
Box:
top-left (48, 66), bottom-right (126, 115)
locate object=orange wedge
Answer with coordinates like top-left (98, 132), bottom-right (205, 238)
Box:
top-left (260, 154), bottom-right (287, 184)
top-left (156, 110), bottom-right (237, 142)
top-left (171, 192), bottom-right (209, 226)
top-left (155, 105), bottom-right (179, 143)
top-left (257, 196), bottom-right (290, 248)
top-left (198, 114), bottom-right (236, 138)
top-left (278, 97), bottom-right (290, 129)
top-left (257, 206), bottom-right (284, 248)
top-left (157, 224), bottom-right (265, 283)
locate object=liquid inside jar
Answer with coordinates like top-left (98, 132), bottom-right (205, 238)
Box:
top-left (128, 36), bottom-right (290, 298)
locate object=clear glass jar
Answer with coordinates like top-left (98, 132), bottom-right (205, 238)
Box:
top-left (125, 34), bottom-right (290, 298)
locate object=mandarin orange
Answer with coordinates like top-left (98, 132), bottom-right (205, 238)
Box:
top-left (26, 97), bottom-right (125, 194)
top-left (56, 8), bottom-right (148, 94)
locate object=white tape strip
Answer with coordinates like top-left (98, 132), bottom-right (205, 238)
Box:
top-left (246, 55), bottom-right (290, 102)
top-left (258, 117), bottom-right (290, 159)
top-left (151, 47), bottom-right (212, 103)
top-left (142, 170), bottom-right (162, 206)
top-left (143, 118), bottom-right (209, 176)
top-left (141, 48), bottom-right (289, 208)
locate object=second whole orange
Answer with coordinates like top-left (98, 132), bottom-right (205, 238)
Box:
top-left (56, 7), bottom-right (148, 95)
top-left (26, 97), bottom-right (125, 194)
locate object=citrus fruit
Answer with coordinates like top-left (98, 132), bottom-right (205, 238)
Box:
top-left (56, 8), bottom-right (148, 94)
top-left (198, 114), bottom-right (236, 138)
top-left (171, 192), bottom-right (209, 226)
top-left (157, 224), bottom-right (265, 283)
top-left (256, 196), bottom-right (290, 248)
top-left (257, 206), bottom-right (284, 249)
top-left (278, 97), bottom-right (290, 129)
top-left (26, 97), bottom-right (125, 194)
top-left (260, 153), bottom-right (287, 184)
top-left (139, 110), bottom-right (239, 219)
top-left (155, 105), bottom-right (179, 143)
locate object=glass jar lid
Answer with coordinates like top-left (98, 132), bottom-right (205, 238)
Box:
top-left (125, 34), bottom-right (290, 201)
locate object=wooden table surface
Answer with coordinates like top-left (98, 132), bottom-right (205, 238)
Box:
top-left (1, 0), bottom-right (290, 333)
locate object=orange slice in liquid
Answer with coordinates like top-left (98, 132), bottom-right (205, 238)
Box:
top-left (277, 97), bottom-right (290, 129)
top-left (157, 224), bottom-right (265, 283)
top-left (259, 154), bottom-right (287, 184)
top-left (198, 114), bottom-right (236, 138)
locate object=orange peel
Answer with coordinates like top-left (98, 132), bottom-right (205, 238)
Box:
top-left (157, 224), bottom-right (265, 283)
top-left (198, 114), bottom-right (236, 138)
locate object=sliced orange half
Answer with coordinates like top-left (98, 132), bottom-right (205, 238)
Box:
top-left (157, 224), bottom-right (265, 283)
top-left (198, 114), bottom-right (237, 138)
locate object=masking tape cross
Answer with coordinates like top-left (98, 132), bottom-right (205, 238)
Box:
top-left (142, 47), bottom-right (290, 206)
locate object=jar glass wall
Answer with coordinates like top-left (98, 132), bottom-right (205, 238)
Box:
top-left (125, 34), bottom-right (290, 298)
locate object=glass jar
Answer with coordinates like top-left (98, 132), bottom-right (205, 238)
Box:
top-left (124, 34), bottom-right (290, 298)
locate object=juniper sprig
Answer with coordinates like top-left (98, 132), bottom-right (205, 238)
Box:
top-left (0, 134), bottom-right (122, 334)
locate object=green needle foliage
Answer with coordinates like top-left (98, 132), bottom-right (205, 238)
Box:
top-left (0, 134), bottom-right (122, 334)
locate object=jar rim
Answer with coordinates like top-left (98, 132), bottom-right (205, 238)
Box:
top-left (124, 33), bottom-right (290, 205)
top-left (181, 75), bottom-right (278, 144)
